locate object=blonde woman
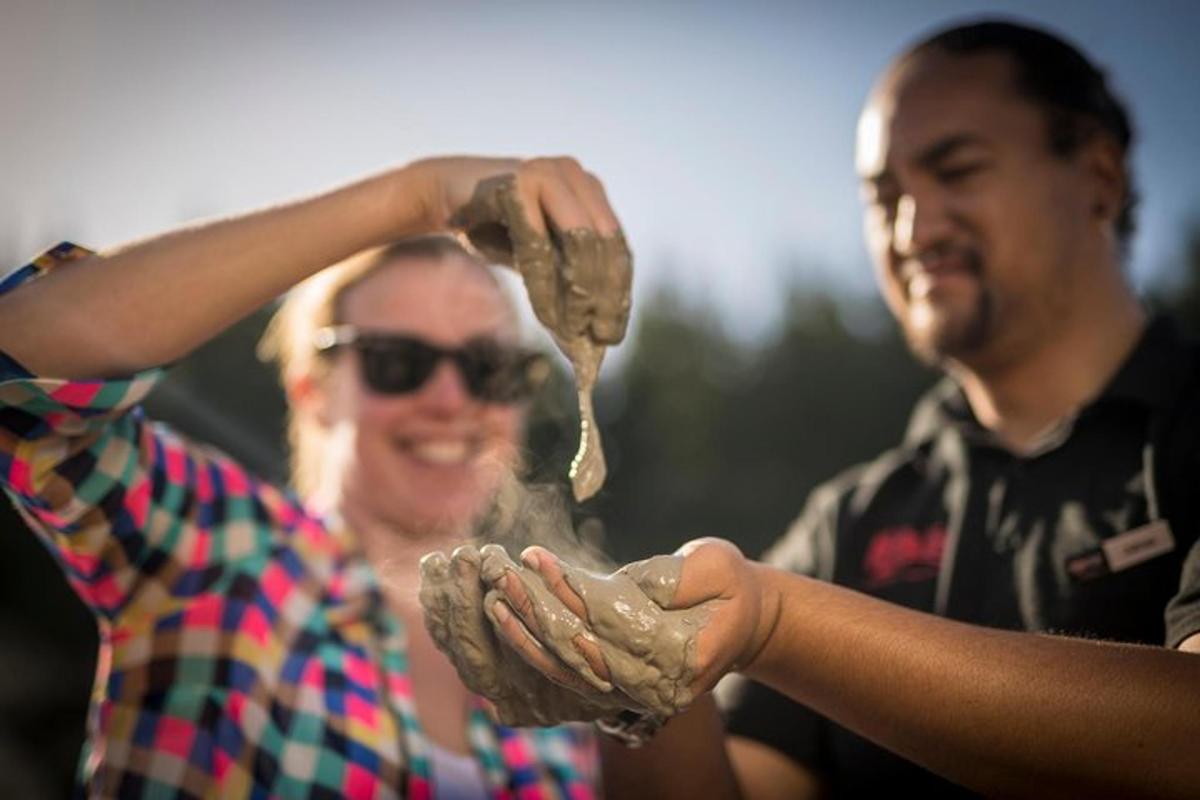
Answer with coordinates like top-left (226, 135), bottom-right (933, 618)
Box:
top-left (0, 157), bottom-right (623, 797)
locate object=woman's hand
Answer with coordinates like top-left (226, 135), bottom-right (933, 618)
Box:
top-left (406, 156), bottom-right (632, 347)
top-left (419, 543), bottom-right (633, 726)
top-left (0, 154), bottom-right (628, 379)
top-left (407, 156), bottom-right (619, 240)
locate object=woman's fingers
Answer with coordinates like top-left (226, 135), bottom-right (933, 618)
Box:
top-left (515, 159), bottom-right (630, 343)
top-left (450, 543), bottom-right (483, 593)
top-left (516, 157), bottom-right (622, 236)
top-left (521, 546), bottom-right (618, 684)
top-left (576, 169), bottom-right (622, 237)
top-left (481, 544), bottom-right (614, 690)
top-left (434, 155), bottom-right (621, 244)
top-left (486, 594), bottom-right (599, 695)
top-left (442, 156), bottom-right (631, 346)
top-left (495, 571), bottom-right (541, 637)
top-left (420, 546), bottom-right (514, 698)
top-left (590, 234), bottom-right (633, 344)
top-left (417, 550), bottom-right (454, 645)
top-left (513, 158), bottom-right (588, 237)
top-left (521, 546), bottom-right (588, 620)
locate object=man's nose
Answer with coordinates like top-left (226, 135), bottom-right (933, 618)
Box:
top-left (892, 193), bottom-right (952, 259)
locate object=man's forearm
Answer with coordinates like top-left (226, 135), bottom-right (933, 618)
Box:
top-left (0, 166), bottom-right (418, 378)
top-left (747, 565), bottom-right (1200, 798)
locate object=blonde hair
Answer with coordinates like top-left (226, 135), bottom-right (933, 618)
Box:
top-left (258, 235), bottom-right (507, 498)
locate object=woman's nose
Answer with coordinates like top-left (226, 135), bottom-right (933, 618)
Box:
top-left (418, 359), bottom-right (472, 411)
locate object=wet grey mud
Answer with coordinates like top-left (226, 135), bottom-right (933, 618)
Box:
top-left (452, 174), bottom-right (632, 501)
top-left (431, 174), bottom-right (686, 729)
top-left (419, 543), bottom-right (713, 726)
top-left (419, 543), bottom-right (632, 726)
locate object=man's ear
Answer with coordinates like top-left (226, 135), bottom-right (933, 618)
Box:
top-left (286, 372), bottom-right (332, 428)
top-left (1081, 135), bottom-right (1126, 228)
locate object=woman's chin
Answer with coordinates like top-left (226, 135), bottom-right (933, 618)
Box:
top-left (387, 488), bottom-right (490, 539)
top-left (349, 453), bottom-right (508, 537)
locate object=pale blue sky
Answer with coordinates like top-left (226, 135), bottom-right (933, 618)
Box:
top-left (5, 1), bottom-right (1200, 342)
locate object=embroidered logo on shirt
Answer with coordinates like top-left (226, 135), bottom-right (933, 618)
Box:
top-left (1065, 520), bottom-right (1176, 582)
top-left (862, 524), bottom-right (947, 589)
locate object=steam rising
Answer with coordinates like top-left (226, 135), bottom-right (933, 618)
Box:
top-left (471, 470), bottom-right (614, 573)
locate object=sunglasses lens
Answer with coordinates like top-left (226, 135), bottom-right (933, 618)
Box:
top-left (457, 342), bottom-right (513, 402)
top-left (358, 339), bottom-right (439, 393)
top-left (459, 342), bottom-right (546, 403)
top-left (346, 332), bottom-right (545, 403)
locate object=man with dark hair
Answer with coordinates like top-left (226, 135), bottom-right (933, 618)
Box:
top-left (710, 18), bottom-right (1200, 796)
top-left (466, 17), bottom-right (1200, 798)
top-left (907, 21), bottom-right (1139, 244)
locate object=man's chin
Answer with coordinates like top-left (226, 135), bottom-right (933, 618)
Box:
top-left (904, 305), bottom-right (992, 366)
top-left (902, 289), bottom-right (988, 362)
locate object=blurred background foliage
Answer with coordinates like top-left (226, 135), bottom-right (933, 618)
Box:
top-left (2, 225), bottom-right (1200, 795)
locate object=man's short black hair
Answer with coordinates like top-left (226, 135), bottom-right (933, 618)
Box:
top-left (905, 19), bottom-right (1138, 247)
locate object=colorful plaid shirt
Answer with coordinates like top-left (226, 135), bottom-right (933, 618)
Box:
top-left (0, 244), bottom-right (598, 799)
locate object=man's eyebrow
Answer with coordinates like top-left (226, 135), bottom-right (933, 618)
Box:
top-left (859, 133), bottom-right (991, 188)
top-left (859, 175), bottom-right (894, 199)
top-left (915, 133), bottom-right (989, 169)
top-left (860, 168), bottom-right (896, 190)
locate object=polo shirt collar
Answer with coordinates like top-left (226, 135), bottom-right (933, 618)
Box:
top-left (903, 314), bottom-right (1192, 449)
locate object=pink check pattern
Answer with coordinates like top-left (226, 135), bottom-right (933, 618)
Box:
top-left (0, 243), bottom-right (598, 799)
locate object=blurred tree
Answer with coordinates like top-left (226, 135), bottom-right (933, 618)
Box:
top-left (144, 306), bottom-right (288, 482)
top-left (591, 279), bottom-right (932, 561)
top-left (0, 500), bottom-right (95, 799)
top-left (0, 305), bottom-right (287, 798)
top-left (1156, 219), bottom-right (1200, 336)
top-left (589, 286), bottom-right (748, 560)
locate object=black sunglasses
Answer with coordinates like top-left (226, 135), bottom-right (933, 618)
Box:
top-left (313, 325), bottom-right (550, 404)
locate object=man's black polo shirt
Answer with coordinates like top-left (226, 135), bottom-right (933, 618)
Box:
top-left (722, 316), bottom-right (1200, 796)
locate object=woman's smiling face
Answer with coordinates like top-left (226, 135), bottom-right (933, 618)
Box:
top-left (323, 254), bottom-right (524, 537)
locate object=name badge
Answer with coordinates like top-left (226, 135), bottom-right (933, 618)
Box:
top-left (1101, 519), bottom-right (1176, 572)
top-left (1066, 520), bottom-right (1176, 582)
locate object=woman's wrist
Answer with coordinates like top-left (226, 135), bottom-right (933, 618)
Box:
top-left (391, 156), bottom-right (523, 238)
top-left (376, 162), bottom-right (442, 240)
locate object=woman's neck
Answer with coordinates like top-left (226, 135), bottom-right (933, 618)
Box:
top-left (338, 501), bottom-right (472, 616)
top-left (333, 500), bottom-right (479, 753)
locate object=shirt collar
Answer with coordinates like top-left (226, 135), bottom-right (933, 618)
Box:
top-left (903, 314), bottom-right (1194, 448)
top-left (1098, 314), bottom-right (1194, 411)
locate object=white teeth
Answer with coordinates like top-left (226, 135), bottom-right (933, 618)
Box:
top-left (406, 439), bottom-right (472, 466)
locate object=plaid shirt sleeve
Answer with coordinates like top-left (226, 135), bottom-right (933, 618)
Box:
top-left (0, 243), bottom-right (276, 620)
top-left (1, 244), bottom-right (601, 798)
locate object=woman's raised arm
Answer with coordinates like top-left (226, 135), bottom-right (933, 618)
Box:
top-left (0, 155), bottom-right (621, 378)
